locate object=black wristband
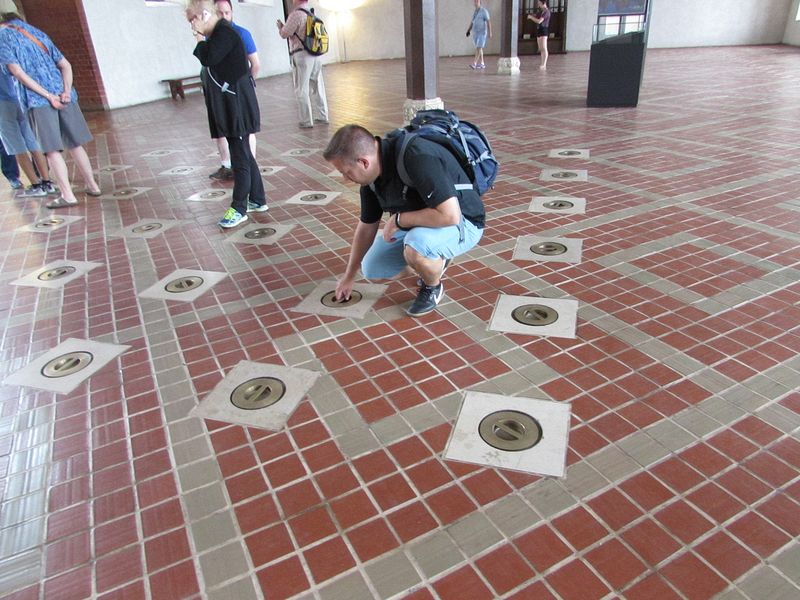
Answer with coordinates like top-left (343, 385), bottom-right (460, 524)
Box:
top-left (395, 213), bottom-right (411, 231)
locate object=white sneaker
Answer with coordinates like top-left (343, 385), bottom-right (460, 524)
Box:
top-left (218, 208), bottom-right (248, 228)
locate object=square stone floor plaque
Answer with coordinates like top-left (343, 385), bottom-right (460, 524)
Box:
top-left (281, 148), bottom-right (318, 157)
top-left (191, 361), bottom-right (322, 431)
top-left (512, 236), bottom-right (583, 264)
top-left (159, 165), bottom-right (204, 176)
top-left (292, 281), bottom-right (387, 319)
top-left (284, 190), bottom-right (340, 206)
top-left (259, 166), bottom-right (286, 176)
top-left (141, 149), bottom-right (181, 158)
top-left (444, 391), bottom-right (571, 477)
top-left (95, 164), bottom-right (132, 175)
top-left (227, 222), bottom-right (295, 246)
top-left (3, 338), bottom-right (130, 395)
top-left (99, 187), bottom-right (152, 201)
top-left (548, 149), bottom-right (590, 159)
top-left (108, 219), bottom-right (183, 239)
top-left (540, 169), bottom-right (588, 182)
top-left (489, 295), bottom-right (579, 339)
top-left (11, 260), bottom-right (103, 289)
top-left (16, 215), bottom-right (83, 233)
top-left (186, 189), bottom-right (232, 203)
top-left (138, 269), bottom-right (228, 303)
top-left (529, 196), bottom-right (586, 215)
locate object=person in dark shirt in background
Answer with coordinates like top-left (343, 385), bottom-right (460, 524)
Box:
top-left (187, 0), bottom-right (266, 228)
top-left (207, 0), bottom-right (260, 181)
top-left (527, 0), bottom-right (551, 70)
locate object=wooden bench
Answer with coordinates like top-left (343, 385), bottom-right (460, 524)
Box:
top-left (161, 75), bottom-right (202, 100)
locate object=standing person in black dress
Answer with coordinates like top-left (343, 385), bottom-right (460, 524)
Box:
top-left (527, 0), bottom-right (551, 70)
top-left (186, 0), bottom-right (267, 228)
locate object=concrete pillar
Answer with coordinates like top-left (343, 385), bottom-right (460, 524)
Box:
top-left (402, 0), bottom-right (443, 123)
top-left (498, 0), bottom-right (521, 75)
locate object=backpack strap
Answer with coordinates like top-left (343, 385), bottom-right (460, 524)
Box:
top-left (395, 131), bottom-right (475, 195)
top-left (5, 24), bottom-right (50, 56)
top-left (292, 8), bottom-right (314, 52)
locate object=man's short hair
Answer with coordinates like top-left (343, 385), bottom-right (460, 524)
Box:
top-left (214, 0), bottom-right (233, 9)
top-left (323, 125), bottom-right (375, 163)
top-left (185, 0), bottom-right (216, 19)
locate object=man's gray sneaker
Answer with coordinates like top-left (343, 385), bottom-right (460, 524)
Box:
top-left (407, 282), bottom-right (444, 317)
top-left (17, 184), bottom-right (47, 198)
top-left (40, 180), bottom-right (59, 195)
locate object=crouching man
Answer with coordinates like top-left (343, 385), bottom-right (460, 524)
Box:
top-left (323, 124), bottom-right (485, 317)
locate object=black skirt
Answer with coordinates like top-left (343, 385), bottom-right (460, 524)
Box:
top-left (202, 69), bottom-right (261, 139)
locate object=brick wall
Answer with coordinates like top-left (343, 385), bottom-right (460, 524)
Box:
top-left (17, 0), bottom-right (108, 110)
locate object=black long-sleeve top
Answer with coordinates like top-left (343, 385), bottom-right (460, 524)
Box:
top-left (193, 19), bottom-right (248, 84)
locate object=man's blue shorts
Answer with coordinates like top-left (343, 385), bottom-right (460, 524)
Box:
top-left (473, 33), bottom-right (487, 49)
top-left (361, 218), bottom-right (483, 280)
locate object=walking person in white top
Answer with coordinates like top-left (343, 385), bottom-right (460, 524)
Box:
top-left (466, 0), bottom-right (491, 69)
top-left (276, 0), bottom-right (329, 129)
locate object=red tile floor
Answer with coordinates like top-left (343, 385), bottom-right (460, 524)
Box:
top-left (1, 46), bottom-right (799, 600)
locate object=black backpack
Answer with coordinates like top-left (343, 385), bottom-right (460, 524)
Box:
top-left (389, 109), bottom-right (499, 196)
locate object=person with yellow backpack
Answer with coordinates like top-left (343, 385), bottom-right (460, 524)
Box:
top-left (276, 0), bottom-right (329, 129)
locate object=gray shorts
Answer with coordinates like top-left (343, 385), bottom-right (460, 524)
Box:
top-left (0, 100), bottom-right (40, 155)
top-left (28, 101), bottom-right (92, 153)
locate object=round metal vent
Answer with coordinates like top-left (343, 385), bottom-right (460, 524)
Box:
top-left (34, 218), bottom-right (64, 229)
top-left (531, 242), bottom-right (568, 256)
top-left (37, 266), bottom-right (77, 281)
top-left (289, 149), bottom-right (311, 156)
top-left (113, 189), bottom-right (137, 197)
top-left (542, 200), bottom-right (574, 210)
top-left (479, 410), bottom-right (543, 452)
top-left (132, 223), bottom-right (163, 233)
top-left (511, 304), bottom-right (559, 326)
top-left (300, 193), bottom-right (327, 202)
top-left (172, 167), bottom-right (193, 174)
top-left (230, 377), bottom-right (286, 410)
top-left (41, 351), bottom-right (94, 378)
top-left (165, 276), bottom-right (204, 293)
top-left (551, 171), bottom-right (578, 179)
top-left (200, 190), bottom-right (227, 199)
top-left (557, 150), bottom-right (581, 156)
top-left (244, 227), bottom-right (277, 239)
top-left (320, 290), bottom-right (363, 307)
top-left (260, 167), bottom-right (277, 175)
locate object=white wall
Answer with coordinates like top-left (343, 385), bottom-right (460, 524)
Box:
top-left (336, 0), bottom-right (500, 61)
top-left (83, 0), bottom-right (799, 109)
top-left (567, 0), bottom-right (795, 50)
top-left (784, 0), bottom-right (800, 44)
top-left (82, 0), bottom-right (328, 109)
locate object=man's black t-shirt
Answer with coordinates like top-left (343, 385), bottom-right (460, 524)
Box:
top-left (359, 136), bottom-right (486, 228)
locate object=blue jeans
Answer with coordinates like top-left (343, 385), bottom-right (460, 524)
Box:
top-left (361, 218), bottom-right (483, 280)
top-left (0, 139), bottom-right (19, 182)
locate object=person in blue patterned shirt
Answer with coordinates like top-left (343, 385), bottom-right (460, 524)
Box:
top-left (0, 12), bottom-right (100, 208)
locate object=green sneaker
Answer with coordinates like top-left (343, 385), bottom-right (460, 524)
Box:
top-left (218, 207), bottom-right (247, 228)
top-left (246, 201), bottom-right (269, 213)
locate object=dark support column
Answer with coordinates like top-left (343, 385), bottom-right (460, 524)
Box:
top-left (498, 0), bottom-right (521, 74)
top-left (402, 0), bottom-right (443, 122)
